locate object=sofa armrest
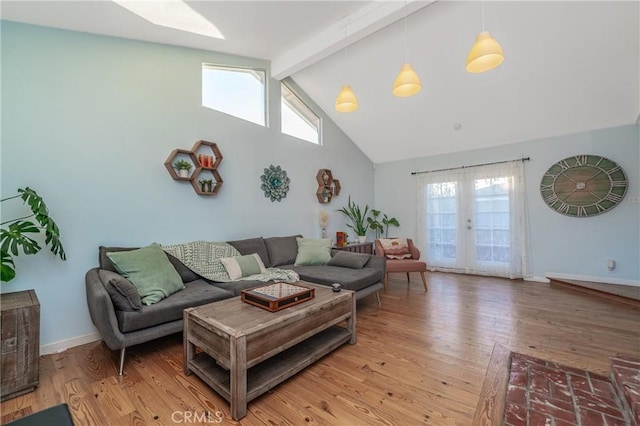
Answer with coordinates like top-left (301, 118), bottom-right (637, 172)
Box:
top-left (85, 268), bottom-right (126, 350)
top-left (364, 253), bottom-right (386, 276)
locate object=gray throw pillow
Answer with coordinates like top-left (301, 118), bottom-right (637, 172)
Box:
top-left (98, 269), bottom-right (142, 312)
top-left (327, 251), bottom-right (371, 269)
top-left (264, 235), bottom-right (302, 266)
top-left (227, 237), bottom-right (271, 267)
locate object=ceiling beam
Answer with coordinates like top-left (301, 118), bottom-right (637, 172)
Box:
top-left (271, 0), bottom-right (436, 81)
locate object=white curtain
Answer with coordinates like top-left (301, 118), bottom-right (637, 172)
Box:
top-left (416, 160), bottom-right (531, 279)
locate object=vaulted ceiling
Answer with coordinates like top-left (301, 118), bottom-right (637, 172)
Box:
top-left (2, 1), bottom-right (638, 164)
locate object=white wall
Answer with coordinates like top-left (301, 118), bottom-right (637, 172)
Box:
top-left (374, 124), bottom-right (640, 282)
top-left (0, 22), bottom-right (374, 348)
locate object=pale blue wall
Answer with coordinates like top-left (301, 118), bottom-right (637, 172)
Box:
top-left (374, 124), bottom-right (640, 281)
top-left (0, 22), bottom-right (374, 347)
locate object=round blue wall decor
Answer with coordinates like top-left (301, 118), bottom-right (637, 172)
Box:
top-left (260, 165), bottom-right (290, 202)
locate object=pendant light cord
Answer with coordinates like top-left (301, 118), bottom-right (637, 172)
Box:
top-left (403, 1), bottom-right (408, 63)
top-left (481, 0), bottom-right (485, 31)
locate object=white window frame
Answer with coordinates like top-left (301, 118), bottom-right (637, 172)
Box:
top-left (202, 63), bottom-right (268, 127)
top-left (280, 81), bottom-right (321, 145)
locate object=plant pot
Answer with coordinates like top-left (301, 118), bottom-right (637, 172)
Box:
top-left (178, 169), bottom-right (190, 178)
top-left (357, 235), bottom-right (367, 243)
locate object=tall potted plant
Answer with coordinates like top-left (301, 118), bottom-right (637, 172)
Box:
top-left (337, 196), bottom-right (369, 243)
top-left (1, 187), bottom-right (66, 400)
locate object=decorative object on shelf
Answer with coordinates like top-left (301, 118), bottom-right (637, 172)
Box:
top-left (199, 179), bottom-right (214, 193)
top-left (333, 180), bottom-right (341, 196)
top-left (319, 209), bottom-right (329, 238)
top-left (1, 187), bottom-right (66, 282)
top-left (260, 165), bottom-right (290, 202)
top-left (315, 169), bottom-right (342, 204)
top-left (173, 159), bottom-right (193, 178)
top-left (336, 231), bottom-right (347, 247)
top-left (540, 155), bottom-right (628, 217)
top-left (337, 196), bottom-right (369, 242)
top-left (164, 140), bottom-right (223, 196)
top-left (198, 154), bottom-right (215, 168)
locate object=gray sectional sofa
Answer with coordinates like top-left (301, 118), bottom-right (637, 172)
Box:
top-left (85, 234), bottom-right (385, 374)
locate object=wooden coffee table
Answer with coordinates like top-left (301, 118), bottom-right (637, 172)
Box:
top-left (183, 281), bottom-right (356, 420)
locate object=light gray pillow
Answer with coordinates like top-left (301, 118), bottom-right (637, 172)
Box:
top-left (327, 251), bottom-right (370, 269)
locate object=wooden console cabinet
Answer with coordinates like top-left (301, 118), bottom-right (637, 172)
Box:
top-left (1, 290), bottom-right (40, 401)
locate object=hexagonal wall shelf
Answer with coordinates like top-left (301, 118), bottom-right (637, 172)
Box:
top-left (165, 140), bottom-right (223, 196)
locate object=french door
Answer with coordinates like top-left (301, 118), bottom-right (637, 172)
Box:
top-left (417, 161), bottom-right (529, 278)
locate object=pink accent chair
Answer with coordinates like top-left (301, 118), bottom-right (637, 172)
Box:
top-left (375, 238), bottom-right (428, 292)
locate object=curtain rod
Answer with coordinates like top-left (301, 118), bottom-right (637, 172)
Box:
top-left (411, 157), bottom-right (530, 176)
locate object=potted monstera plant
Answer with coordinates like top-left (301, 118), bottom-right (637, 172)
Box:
top-left (1, 187), bottom-right (65, 400)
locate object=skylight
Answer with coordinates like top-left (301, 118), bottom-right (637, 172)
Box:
top-left (113, 0), bottom-right (224, 39)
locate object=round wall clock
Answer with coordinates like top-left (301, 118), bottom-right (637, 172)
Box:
top-left (540, 155), bottom-right (627, 217)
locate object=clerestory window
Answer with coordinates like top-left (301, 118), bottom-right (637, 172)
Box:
top-left (281, 82), bottom-right (321, 145)
top-left (202, 64), bottom-right (266, 126)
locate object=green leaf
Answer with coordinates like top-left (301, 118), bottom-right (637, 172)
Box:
top-left (1, 221), bottom-right (42, 256)
top-left (1, 250), bottom-right (16, 282)
top-left (18, 187), bottom-right (66, 261)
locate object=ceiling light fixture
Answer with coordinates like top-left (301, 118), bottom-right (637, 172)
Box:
top-left (466, 0), bottom-right (503, 73)
top-left (335, 23), bottom-right (358, 113)
top-left (113, 0), bottom-right (224, 39)
top-left (393, 4), bottom-right (421, 97)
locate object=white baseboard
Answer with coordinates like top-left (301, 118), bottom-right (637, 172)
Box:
top-left (545, 273), bottom-right (640, 287)
top-left (524, 276), bottom-right (550, 283)
top-left (40, 331), bottom-right (102, 355)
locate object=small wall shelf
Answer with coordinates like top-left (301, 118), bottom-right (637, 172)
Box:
top-left (315, 169), bottom-right (341, 204)
top-left (165, 140), bottom-right (223, 196)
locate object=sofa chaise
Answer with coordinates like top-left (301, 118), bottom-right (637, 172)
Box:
top-left (85, 235), bottom-right (385, 374)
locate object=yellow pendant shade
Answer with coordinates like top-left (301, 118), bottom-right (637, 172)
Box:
top-left (466, 31), bottom-right (504, 73)
top-left (393, 63), bottom-right (422, 97)
top-left (335, 85), bottom-right (359, 113)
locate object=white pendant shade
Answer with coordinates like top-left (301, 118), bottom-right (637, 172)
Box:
top-left (393, 63), bottom-right (422, 97)
top-left (335, 85), bottom-right (359, 113)
top-left (466, 31), bottom-right (504, 73)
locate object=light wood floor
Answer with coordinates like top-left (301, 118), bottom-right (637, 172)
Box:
top-left (2, 273), bottom-right (639, 425)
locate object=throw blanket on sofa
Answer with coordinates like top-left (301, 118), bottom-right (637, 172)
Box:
top-left (161, 241), bottom-right (299, 283)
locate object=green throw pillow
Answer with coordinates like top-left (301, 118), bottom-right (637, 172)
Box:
top-left (106, 243), bottom-right (184, 305)
top-left (219, 254), bottom-right (266, 280)
top-left (294, 238), bottom-right (332, 266)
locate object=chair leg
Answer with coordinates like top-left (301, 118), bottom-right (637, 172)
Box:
top-left (406, 272), bottom-right (410, 284)
top-left (420, 272), bottom-right (428, 292)
top-left (375, 291), bottom-right (381, 306)
top-left (119, 347), bottom-right (126, 376)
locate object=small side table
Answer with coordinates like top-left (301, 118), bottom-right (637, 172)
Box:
top-left (333, 242), bottom-right (373, 254)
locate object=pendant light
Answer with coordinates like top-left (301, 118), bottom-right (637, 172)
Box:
top-left (335, 23), bottom-right (359, 112)
top-left (466, 1), bottom-right (504, 73)
top-left (335, 85), bottom-right (359, 113)
top-left (393, 5), bottom-right (421, 97)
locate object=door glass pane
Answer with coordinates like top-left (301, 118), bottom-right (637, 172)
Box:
top-left (474, 177), bottom-right (510, 264)
top-left (426, 182), bottom-right (457, 260)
